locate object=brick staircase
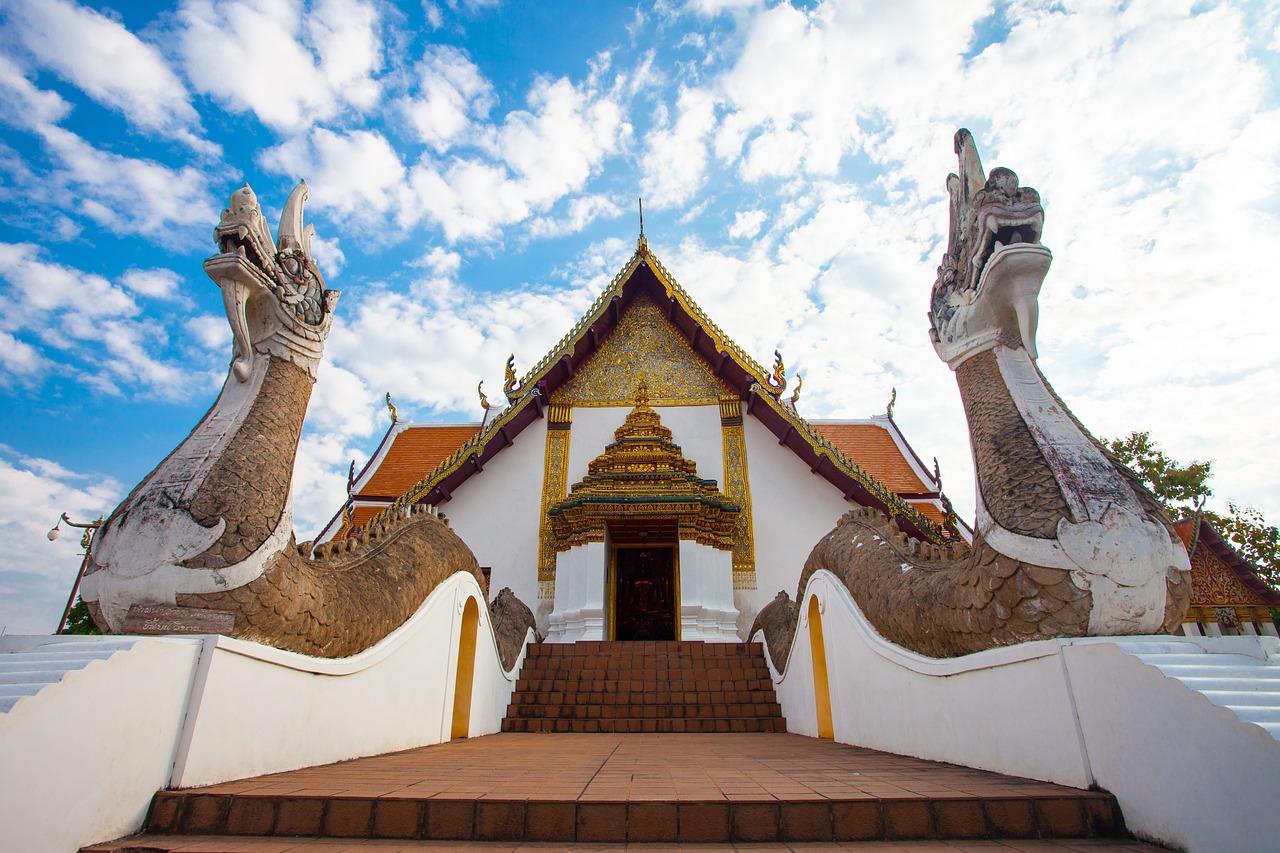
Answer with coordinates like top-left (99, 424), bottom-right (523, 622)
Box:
top-left (81, 640), bottom-right (1137, 850)
top-left (502, 640), bottom-right (785, 733)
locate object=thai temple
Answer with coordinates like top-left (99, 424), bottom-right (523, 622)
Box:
top-left (2, 131), bottom-right (1278, 852)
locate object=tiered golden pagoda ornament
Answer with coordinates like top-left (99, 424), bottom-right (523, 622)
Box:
top-left (547, 378), bottom-right (740, 551)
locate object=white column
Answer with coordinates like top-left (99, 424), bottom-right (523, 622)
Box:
top-left (545, 541), bottom-right (608, 642)
top-left (677, 540), bottom-right (740, 641)
top-left (1261, 621), bottom-right (1278, 639)
top-left (1180, 622), bottom-right (1203, 637)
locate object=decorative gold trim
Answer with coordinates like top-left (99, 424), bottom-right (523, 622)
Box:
top-left (719, 396), bottom-right (757, 590)
top-left (537, 406), bottom-right (573, 599)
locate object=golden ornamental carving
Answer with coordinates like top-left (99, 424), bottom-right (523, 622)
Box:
top-left (1189, 544), bottom-right (1271, 607)
top-left (551, 290), bottom-right (734, 407)
top-left (537, 404), bottom-right (573, 599)
top-left (719, 395), bottom-right (757, 590)
top-left (547, 394), bottom-right (740, 551)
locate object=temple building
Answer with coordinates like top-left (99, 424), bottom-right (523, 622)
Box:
top-left (1175, 518), bottom-right (1280, 638)
top-left (316, 236), bottom-right (965, 641)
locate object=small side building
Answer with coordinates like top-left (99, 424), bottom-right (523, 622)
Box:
top-left (1175, 517), bottom-right (1280, 638)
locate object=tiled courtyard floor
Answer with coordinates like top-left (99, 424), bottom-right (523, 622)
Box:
top-left (184, 733), bottom-right (1085, 803)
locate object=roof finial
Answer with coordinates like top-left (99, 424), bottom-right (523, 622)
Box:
top-left (385, 391), bottom-right (398, 424)
top-left (638, 197), bottom-right (647, 251)
top-left (886, 387), bottom-right (897, 419)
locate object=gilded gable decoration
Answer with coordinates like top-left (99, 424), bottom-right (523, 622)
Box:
top-left (547, 389), bottom-right (740, 551)
top-left (551, 291), bottom-right (733, 407)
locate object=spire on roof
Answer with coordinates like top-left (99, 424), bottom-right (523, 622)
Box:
top-left (638, 197), bottom-right (647, 252)
top-left (385, 392), bottom-right (398, 424)
top-left (886, 387), bottom-right (897, 419)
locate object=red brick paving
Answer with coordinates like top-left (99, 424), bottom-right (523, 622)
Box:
top-left (92, 732), bottom-right (1135, 847)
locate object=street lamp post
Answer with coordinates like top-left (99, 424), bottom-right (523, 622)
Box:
top-left (48, 513), bottom-right (103, 634)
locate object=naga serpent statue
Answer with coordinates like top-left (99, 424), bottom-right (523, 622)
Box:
top-left (79, 182), bottom-right (532, 659)
top-left (758, 130), bottom-right (1192, 659)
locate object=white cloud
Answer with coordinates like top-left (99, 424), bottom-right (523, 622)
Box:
top-left (309, 233), bottom-right (346, 277)
top-left (120, 268), bottom-right (185, 301)
top-left (0, 243), bottom-right (204, 399)
top-left (177, 0), bottom-right (384, 133)
top-left (0, 448), bottom-right (121, 635)
top-left (3, 0), bottom-right (208, 149)
top-left (400, 45), bottom-right (495, 152)
top-left (0, 330), bottom-right (43, 379)
top-left (727, 208), bottom-right (765, 240)
top-left (186, 314), bottom-right (232, 352)
top-left (0, 55), bottom-right (71, 130)
top-left (260, 127), bottom-right (406, 225)
top-left (38, 126), bottom-right (219, 242)
top-left (641, 86), bottom-right (717, 207)
top-left (527, 194), bottom-right (621, 239)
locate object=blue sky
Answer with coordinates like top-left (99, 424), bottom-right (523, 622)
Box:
top-left (2, 0), bottom-right (1278, 634)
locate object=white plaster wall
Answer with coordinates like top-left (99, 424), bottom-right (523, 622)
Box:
top-left (445, 418), bottom-right (549, 611)
top-left (0, 638), bottom-right (202, 853)
top-left (765, 571), bottom-right (1091, 786)
top-left (173, 571), bottom-right (524, 788)
top-left (741, 415), bottom-right (852, 626)
top-left (761, 568), bottom-right (1280, 852)
top-left (1063, 642), bottom-right (1280, 852)
top-left (0, 572), bottom-right (529, 851)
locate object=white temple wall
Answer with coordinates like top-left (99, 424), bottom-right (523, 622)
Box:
top-left (761, 569), bottom-right (1280, 853)
top-left (445, 417), bottom-right (548, 611)
top-left (740, 415), bottom-right (853, 626)
top-left (0, 637), bottom-right (200, 853)
top-left (0, 572), bottom-right (529, 852)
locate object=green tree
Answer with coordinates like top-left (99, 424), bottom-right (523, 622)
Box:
top-left (1213, 502), bottom-right (1280, 591)
top-left (60, 598), bottom-right (101, 635)
top-left (1105, 431), bottom-right (1213, 519)
top-left (1106, 430), bottom-right (1278, 591)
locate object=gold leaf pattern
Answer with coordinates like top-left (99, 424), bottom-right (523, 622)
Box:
top-left (551, 291), bottom-right (732, 407)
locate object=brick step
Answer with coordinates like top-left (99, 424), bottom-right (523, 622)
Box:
top-left (118, 785), bottom-right (1124, 845)
top-left (83, 733), bottom-right (1133, 849)
top-left (521, 671), bottom-right (770, 681)
top-left (510, 691), bottom-right (779, 705)
top-left (503, 641), bottom-right (787, 735)
top-left (513, 681), bottom-right (775, 694)
top-left (500, 717), bottom-right (788, 733)
top-left (506, 703), bottom-right (783, 719)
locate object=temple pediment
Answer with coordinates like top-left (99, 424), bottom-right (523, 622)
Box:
top-left (552, 290), bottom-right (734, 407)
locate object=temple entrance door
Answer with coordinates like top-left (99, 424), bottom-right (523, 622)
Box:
top-left (612, 545), bottom-right (678, 641)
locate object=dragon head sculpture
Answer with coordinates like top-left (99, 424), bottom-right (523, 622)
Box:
top-left (929, 129), bottom-right (1050, 368)
top-left (204, 181), bottom-right (339, 382)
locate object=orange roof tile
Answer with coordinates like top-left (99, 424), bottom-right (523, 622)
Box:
top-left (333, 505), bottom-right (382, 539)
top-left (358, 425), bottom-right (479, 498)
top-left (911, 502), bottom-right (947, 525)
top-left (811, 423), bottom-right (930, 494)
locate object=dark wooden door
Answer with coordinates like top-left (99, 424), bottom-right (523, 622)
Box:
top-left (614, 546), bottom-right (676, 641)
